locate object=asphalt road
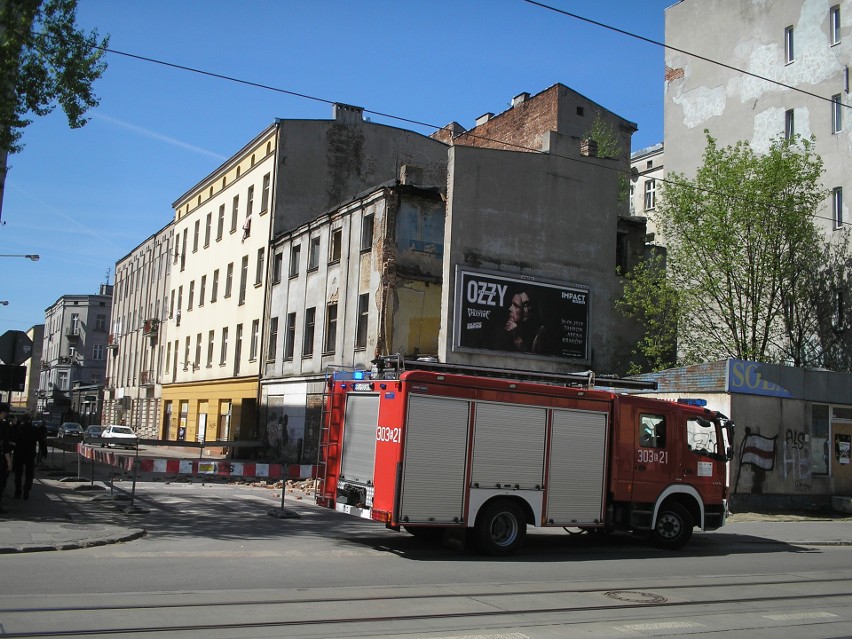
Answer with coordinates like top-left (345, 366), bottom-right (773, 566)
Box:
top-left (1, 477), bottom-right (851, 638)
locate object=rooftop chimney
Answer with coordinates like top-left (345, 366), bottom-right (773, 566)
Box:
top-left (511, 92), bottom-right (530, 107)
top-left (333, 103), bottom-right (365, 124)
top-left (474, 112), bottom-right (494, 127)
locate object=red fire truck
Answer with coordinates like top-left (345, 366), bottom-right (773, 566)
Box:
top-left (317, 363), bottom-right (734, 555)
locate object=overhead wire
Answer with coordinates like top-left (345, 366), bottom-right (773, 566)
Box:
top-left (38, 7), bottom-right (852, 230)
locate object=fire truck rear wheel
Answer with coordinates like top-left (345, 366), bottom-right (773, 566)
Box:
top-left (475, 499), bottom-right (526, 556)
top-left (652, 502), bottom-right (693, 549)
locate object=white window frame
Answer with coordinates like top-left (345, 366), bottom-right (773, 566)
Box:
top-left (785, 25), bottom-right (795, 63)
top-left (831, 5), bottom-right (841, 46)
top-left (832, 94), bottom-right (843, 134)
top-left (644, 179), bottom-right (656, 211)
top-left (833, 187), bottom-right (844, 229)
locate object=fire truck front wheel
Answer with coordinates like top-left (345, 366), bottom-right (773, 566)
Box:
top-left (475, 499), bottom-right (527, 556)
top-left (651, 501), bottom-right (693, 549)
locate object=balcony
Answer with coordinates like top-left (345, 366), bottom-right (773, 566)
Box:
top-left (65, 327), bottom-right (81, 339)
top-left (139, 370), bottom-right (155, 387)
top-left (143, 318), bottom-right (160, 339)
top-left (107, 334), bottom-right (119, 349)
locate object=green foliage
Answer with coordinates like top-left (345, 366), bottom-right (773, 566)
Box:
top-left (1, 0), bottom-right (108, 155)
top-left (584, 112), bottom-right (629, 203)
top-left (615, 251), bottom-right (679, 374)
top-left (619, 132), bottom-right (850, 371)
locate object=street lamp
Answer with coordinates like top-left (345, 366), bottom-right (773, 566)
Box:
top-left (0, 254), bottom-right (39, 261)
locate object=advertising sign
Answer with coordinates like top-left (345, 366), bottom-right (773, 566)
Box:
top-left (454, 269), bottom-right (589, 360)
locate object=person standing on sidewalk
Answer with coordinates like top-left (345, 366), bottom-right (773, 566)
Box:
top-left (13, 413), bottom-right (41, 500)
top-left (0, 403), bottom-right (14, 514)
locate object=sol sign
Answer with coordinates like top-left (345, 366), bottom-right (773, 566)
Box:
top-left (728, 360), bottom-right (792, 398)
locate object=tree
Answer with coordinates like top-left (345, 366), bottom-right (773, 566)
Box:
top-left (615, 250), bottom-right (679, 374)
top-left (0, 0), bottom-right (108, 221)
top-left (621, 132), bottom-right (841, 369)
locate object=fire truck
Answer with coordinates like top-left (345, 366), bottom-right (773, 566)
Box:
top-left (317, 361), bottom-right (734, 555)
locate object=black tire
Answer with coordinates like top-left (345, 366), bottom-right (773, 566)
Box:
top-left (475, 499), bottom-right (526, 556)
top-left (651, 501), bottom-right (693, 549)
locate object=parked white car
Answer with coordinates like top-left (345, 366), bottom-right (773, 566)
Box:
top-left (100, 424), bottom-right (138, 449)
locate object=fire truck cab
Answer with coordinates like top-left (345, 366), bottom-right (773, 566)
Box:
top-left (318, 365), bottom-right (733, 555)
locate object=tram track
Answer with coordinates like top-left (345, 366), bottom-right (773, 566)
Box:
top-left (1, 574), bottom-right (850, 638)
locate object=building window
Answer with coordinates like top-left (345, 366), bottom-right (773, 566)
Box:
top-left (58, 370), bottom-right (68, 390)
top-left (785, 109), bottom-right (795, 139)
top-left (272, 251), bottom-right (283, 283)
top-left (302, 307), bottom-right (316, 356)
top-left (207, 330), bottom-right (215, 368)
top-left (184, 337), bottom-right (191, 371)
top-left (267, 317), bottom-right (278, 360)
top-left (284, 312), bottom-right (296, 360)
top-left (360, 214), bottom-right (374, 251)
top-left (644, 179), bottom-right (656, 210)
top-left (220, 327), bottom-right (229, 365)
top-left (831, 5), bottom-right (841, 45)
top-left (234, 323), bottom-right (243, 376)
top-left (95, 314), bottom-right (106, 331)
top-left (832, 94), bottom-right (843, 133)
top-left (324, 303), bottom-right (338, 353)
top-left (289, 244), bottom-right (301, 277)
top-left (193, 220), bottom-right (200, 253)
top-left (195, 333), bottom-right (202, 369)
top-left (250, 319), bottom-right (259, 360)
top-left (180, 229), bottom-right (187, 270)
top-left (211, 269), bottom-right (219, 302)
top-left (261, 172), bottom-right (271, 212)
top-left (355, 293), bottom-right (369, 349)
top-left (308, 236), bottom-right (320, 270)
top-left (216, 206), bottom-right (225, 243)
top-left (199, 275), bottom-right (206, 307)
top-left (834, 289), bottom-right (845, 330)
top-left (833, 187), bottom-right (843, 228)
top-left (255, 248), bottom-right (265, 286)
top-left (225, 263), bottom-right (234, 298)
top-left (329, 228), bottom-right (342, 263)
top-left (238, 255), bottom-right (248, 305)
top-left (188, 280), bottom-right (195, 310)
top-left (231, 195), bottom-right (239, 233)
top-left (93, 344), bottom-right (105, 360)
top-left (785, 25), bottom-right (794, 63)
top-left (812, 404), bottom-right (830, 475)
top-left (204, 212), bottom-right (212, 247)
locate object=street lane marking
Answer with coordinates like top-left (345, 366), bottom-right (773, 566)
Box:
top-left (763, 612), bottom-right (838, 621)
top-left (614, 621), bottom-right (702, 632)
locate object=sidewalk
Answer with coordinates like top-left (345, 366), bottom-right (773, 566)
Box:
top-left (1, 462), bottom-right (850, 553)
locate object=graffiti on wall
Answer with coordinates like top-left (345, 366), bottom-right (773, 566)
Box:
top-left (782, 428), bottom-right (811, 491)
top-left (733, 427), bottom-right (776, 494)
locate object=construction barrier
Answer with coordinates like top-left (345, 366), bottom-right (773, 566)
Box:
top-left (75, 444), bottom-right (317, 481)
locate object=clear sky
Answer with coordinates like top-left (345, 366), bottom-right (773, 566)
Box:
top-left (0, 0), bottom-right (674, 334)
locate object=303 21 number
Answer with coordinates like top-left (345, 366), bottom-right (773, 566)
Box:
top-left (376, 426), bottom-right (401, 443)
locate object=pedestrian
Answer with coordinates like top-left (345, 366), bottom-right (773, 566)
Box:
top-left (12, 413), bottom-right (40, 501)
top-left (0, 403), bottom-right (14, 514)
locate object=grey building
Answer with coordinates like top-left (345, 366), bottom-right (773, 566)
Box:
top-left (37, 285), bottom-right (113, 426)
top-left (665, 0), bottom-right (849, 235)
top-left (103, 222), bottom-right (173, 437)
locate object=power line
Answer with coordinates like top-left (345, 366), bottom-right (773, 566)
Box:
top-left (521, 0), bottom-right (851, 111)
top-left (95, 44), bottom-right (848, 230)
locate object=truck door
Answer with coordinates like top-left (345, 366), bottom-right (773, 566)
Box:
top-left (632, 409), bottom-right (679, 503)
top-left (339, 393), bottom-right (381, 489)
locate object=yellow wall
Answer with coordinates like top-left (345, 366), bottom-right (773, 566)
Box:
top-left (161, 378), bottom-right (258, 442)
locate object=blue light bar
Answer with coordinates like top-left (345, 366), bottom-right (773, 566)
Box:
top-left (353, 370), bottom-right (365, 380)
top-left (677, 398), bottom-right (707, 407)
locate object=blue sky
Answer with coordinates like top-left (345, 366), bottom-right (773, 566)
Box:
top-left (0, 0), bottom-right (673, 334)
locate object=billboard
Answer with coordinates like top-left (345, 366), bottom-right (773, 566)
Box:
top-left (454, 269), bottom-right (589, 360)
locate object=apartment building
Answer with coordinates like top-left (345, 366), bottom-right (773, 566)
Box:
top-left (258, 84), bottom-right (649, 462)
top-left (37, 286), bottom-right (112, 425)
top-left (102, 222), bottom-right (173, 437)
top-left (665, 0), bottom-right (850, 235)
top-left (629, 142), bottom-right (664, 241)
top-left (162, 107), bottom-right (447, 447)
